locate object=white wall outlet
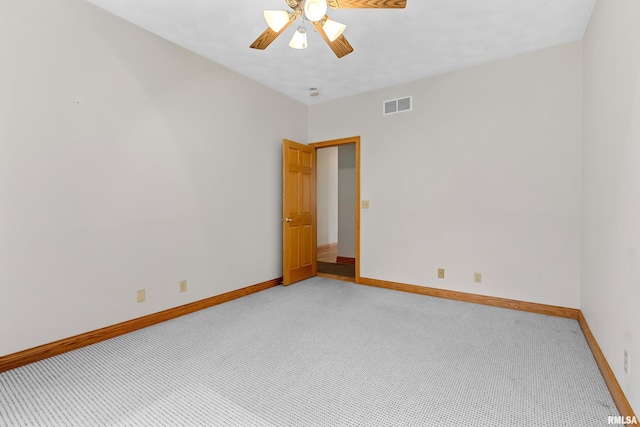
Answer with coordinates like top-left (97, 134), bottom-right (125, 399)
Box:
top-left (474, 272), bottom-right (482, 283)
top-left (180, 280), bottom-right (187, 293)
top-left (438, 268), bottom-right (445, 279)
top-left (361, 200), bottom-right (370, 209)
top-left (136, 289), bottom-right (146, 303)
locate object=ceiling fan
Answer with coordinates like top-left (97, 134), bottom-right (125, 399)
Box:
top-left (250, 0), bottom-right (407, 58)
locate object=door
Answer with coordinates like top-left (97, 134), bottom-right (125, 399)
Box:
top-left (282, 139), bottom-right (316, 286)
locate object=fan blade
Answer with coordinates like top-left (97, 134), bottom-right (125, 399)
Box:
top-left (327, 34), bottom-right (354, 58)
top-left (313, 19), bottom-right (354, 58)
top-left (250, 13), bottom-right (297, 50)
top-left (329, 0), bottom-right (406, 8)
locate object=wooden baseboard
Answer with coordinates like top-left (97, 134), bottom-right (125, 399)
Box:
top-left (578, 311), bottom-right (636, 419)
top-left (359, 276), bottom-right (635, 418)
top-left (336, 256), bottom-right (356, 265)
top-left (0, 277), bottom-right (282, 374)
top-left (358, 277), bottom-right (579, 319)
top-left (2, 273), bottom-right (635, 419)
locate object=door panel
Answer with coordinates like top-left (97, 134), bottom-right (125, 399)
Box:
top-left (283, 140), bottom-right (316, 285)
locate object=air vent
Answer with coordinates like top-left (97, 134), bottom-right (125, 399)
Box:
top-left (383, 96), bottom-right (412, 115)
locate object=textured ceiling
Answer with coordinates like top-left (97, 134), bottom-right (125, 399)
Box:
top-left (85, 0), bottom-right (596, 105)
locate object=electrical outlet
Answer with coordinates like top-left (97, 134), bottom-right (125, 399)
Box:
top-left (136, 289), bottom-right (146, 303)
top-left (624, 350), bottom-right (628, 374)
top-left (361, 200), bottom-right (370, 209)
top-left (474, 272), bottom-right (482, 283)
top-left (438, 268), bottom-right (445, 279)
top-left (180, 280), bottom-right (187, 293)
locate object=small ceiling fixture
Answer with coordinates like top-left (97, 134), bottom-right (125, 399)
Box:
top-left (289, 26), bottom-right (308, 49)
top-left (251, 0), bottom-right (407, 58)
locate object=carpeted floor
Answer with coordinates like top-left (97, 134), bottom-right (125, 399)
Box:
top-left (0, 278), bottom-right (618, 426)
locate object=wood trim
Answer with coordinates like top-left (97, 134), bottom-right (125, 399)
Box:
top-left (310, 136), bottom-right (361, 283)
top-left (359, 277), bottom-right (579, 319)
top-left (309, 136), bottom-right (360, 149)
top-left (578, 311), bottom-right (636, 419)
top-left (336, 256), bottom-right (356, 265)
top-left (2, 272), bottom-right (634, 418)
top-left (0, 278), bottom-right (282, 374)
top-left (360, 276), bottom-right (635, 417)
top-left (354, 138), bottom-right (360, 282)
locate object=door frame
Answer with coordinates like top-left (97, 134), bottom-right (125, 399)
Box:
top-left (310, 136), bottom-right (361, 283)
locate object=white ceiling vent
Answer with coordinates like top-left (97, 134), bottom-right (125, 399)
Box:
top-left (383, 96), bottom-right (412, 115)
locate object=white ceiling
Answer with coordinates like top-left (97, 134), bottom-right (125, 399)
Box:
top-left (85, 0), bottom-right (596, 105)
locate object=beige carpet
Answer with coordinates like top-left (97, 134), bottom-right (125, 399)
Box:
top-left (0, 277), bottom-right (619, 426)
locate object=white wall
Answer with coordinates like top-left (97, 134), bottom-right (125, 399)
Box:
top-left (582, 0), bottom-right (640, 413)
top-left (316, 147), bottom-right (338, 246)
top-left (338, 144), bottom-right (356, 258)
top-left (6, 6), bottom-right (635, 416)
top-left (0, 0), bottom-right (307, 356)
top-left (309, 42), bottom-right (583, 308)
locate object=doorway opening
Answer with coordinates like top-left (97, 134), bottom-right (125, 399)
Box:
top-left (311, 137), bottom-right (360, 282)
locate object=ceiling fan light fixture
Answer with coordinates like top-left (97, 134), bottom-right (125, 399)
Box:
top-left (322, 18), bottom-right (346, 42)
top-left (289, 26), bottom-right (308, 49)
top-left (303, 0), bottom-right (328, 22)
top-left (264, 10), bottom-right (291, 32)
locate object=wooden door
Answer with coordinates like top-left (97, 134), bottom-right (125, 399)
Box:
top-left (282, 139), bottom-right (316, 286)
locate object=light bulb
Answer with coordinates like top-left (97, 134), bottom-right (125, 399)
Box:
top-left (322, 18), bottom-right (346, 42)
top-left (304, 0), bottom-right (327, 22)
top-left (289, 26), bottom-right (308, 49)
top-left (264, 10), bottom-right (290, 32)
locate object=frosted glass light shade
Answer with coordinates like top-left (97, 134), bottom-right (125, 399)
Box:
top-left (264, 10), bottom-right (290, 32)
top-left (322, 18), bottom-right (346, 42)
top-left (289, 27), bottom-right (308, 49)
top-left (303, 0), bottom-right (327, 22)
